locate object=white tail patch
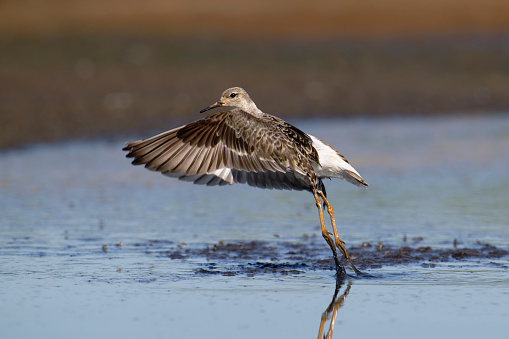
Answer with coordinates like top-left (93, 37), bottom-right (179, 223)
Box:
top-left (308, 135), bottom-right (367, 187)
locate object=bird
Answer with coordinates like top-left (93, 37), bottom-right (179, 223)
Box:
top-left (123, 87), bottom-right (368, 275)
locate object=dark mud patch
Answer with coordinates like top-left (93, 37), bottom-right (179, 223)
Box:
top-left (196, 262), bottom-right (309, 277)
top-left (350, 242), bottom-right (509, 269)
top-left (157, 239), bottom-right (509, 276)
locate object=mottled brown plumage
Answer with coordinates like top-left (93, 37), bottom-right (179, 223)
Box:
top-left (123, 87), bottom-right (368, 276)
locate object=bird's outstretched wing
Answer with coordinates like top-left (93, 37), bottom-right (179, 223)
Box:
top-left (123, 110), bottom-right (316, 191)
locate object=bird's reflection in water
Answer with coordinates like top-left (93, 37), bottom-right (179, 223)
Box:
top-left (317, 277), bottom-right (352, 339)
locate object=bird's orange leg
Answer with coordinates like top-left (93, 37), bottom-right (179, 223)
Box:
top-left (314, 192), bottom-right (345, 276)
top-left (317, 191), bottom-right (362, 275)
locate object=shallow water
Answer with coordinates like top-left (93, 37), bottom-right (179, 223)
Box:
top-left (1, 115), bottom-right (508, 338)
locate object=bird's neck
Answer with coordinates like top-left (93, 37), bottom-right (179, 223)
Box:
top-left (240, 101), bottom-right (264, 116)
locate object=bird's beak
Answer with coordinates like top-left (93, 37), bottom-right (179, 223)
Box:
top-left (200, 101), bottom-right (224, 113)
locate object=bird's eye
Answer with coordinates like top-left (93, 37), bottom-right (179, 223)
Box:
top-left (229, 93), bottom-right (237, 98)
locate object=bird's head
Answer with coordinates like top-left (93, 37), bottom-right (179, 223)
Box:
top-left (200, 87), bottom-right (259, 113)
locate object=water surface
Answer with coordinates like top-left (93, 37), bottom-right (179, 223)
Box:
top-left (1, 115), bottom-right (508, 338)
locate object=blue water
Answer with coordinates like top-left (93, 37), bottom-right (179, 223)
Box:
top-left (1, 115), bottom-right (508, 338)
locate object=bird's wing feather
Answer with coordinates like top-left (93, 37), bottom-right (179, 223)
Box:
top-left (123, 110), bottom-right (315, 190)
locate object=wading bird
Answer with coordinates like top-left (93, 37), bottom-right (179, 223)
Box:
top-left (123, 87), bottom-right (368, 275)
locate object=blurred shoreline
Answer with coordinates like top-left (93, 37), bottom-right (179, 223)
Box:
top-left (0, 0), bottom-right (509, 149)
top-left (2, 34), bottom-right (509, 149)
top-left (1, 0), bottom-right (509, 149)
top-left (1, 0), bottom-right (509, 39)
